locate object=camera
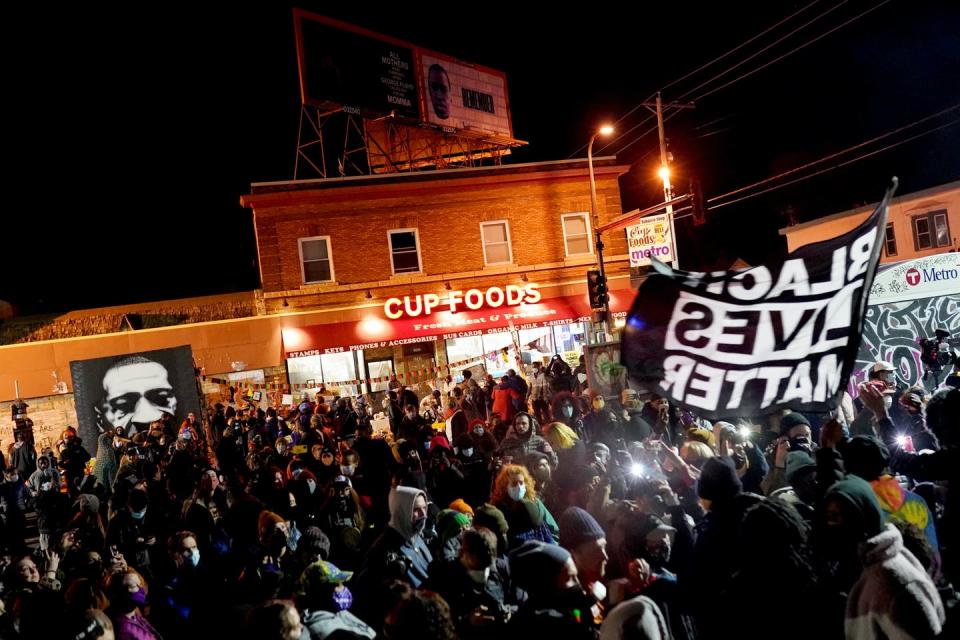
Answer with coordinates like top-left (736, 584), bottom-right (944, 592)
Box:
top-left (383, 550), bottom-right (411, 580)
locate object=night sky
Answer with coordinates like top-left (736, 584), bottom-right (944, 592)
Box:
top-left (4, 1), bottom-right (958, 315)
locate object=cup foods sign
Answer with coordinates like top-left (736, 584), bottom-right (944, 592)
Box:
top-left (627, 212), bottom-right (676, 267)
top-left (384, 283), bottom-right (541, 319)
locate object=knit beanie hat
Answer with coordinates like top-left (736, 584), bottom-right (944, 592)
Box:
top-left (559, 506), bottom-right (606, 550)
top-left (298, 526), bottom-right (331, 560)
top-left (779, 412), bottom-right (811, 435)
top-left (436, 509), bottom-right (471, 543)
top-left (825, 476), bottom-right (884, 538)
top-left (697, 457), bottom-right (742, 502)
top-left (474, 503), bottom-right (509, 538)
top-left (510, 540), bottom-right (571, 592)
top-left (448, 498), bottom-right (475, 518)
top-left (784, 451), bottom-right (816, 484)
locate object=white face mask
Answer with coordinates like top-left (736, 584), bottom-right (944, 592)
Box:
top-left (341, 465), bottom-right (355, 477)
top-left (382, 398), bottom-right (391, 409)
top-left (189, 549), bottom-right (200, 567)
top-left (467, 567), bottom-right (490, 583)
top-left (507, 483), bottom-right (526, 501)
top-left (562, 406), bottom-right (574, 418)
top-left (462, 448), bottom-right (474, 458)
top-left (306, 479), bottom-right (316, 494)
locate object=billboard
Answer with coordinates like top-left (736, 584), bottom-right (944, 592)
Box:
top-left (70, 345), bottom-right (202, 446)
top-left (294, 10), bottom-right (420, 119)
top-left (626, 212), bottom-right (676, 267)
top-left (419, 51), bottom-right (513, 138)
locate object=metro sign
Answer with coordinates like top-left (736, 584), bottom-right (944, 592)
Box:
top-left (905, 266), bottom-right (959, 287)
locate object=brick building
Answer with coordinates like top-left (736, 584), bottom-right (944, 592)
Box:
top-left (240, 157), bottom-right (635, 396)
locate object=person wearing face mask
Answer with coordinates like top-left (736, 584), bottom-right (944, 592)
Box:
top-left (107, 568), bottom-right (161, 640)
top-left (320, 475), bottom-right (366, 567)
top-left (492, 464), bottom-right (559, 548)
top-left (153, 531), bottom-right (212, 636)
top-left (299, 559), bottom-right (375, 639)
top-left (455, 434), bottom-right (490, 508)
top-left (425, 527), bottom-right (516, 639)
top-left (580, 390), bottom-right (624, 449)
top-left (620, 389), bottom-right (653, 443)
top-left (507, 540), bottom-right (598, 639)
top-left (357, 486), bottom-right (433, 598)
top-left (551, 391), bottom-right (587, 441)
top-left (106, 488), bottom-right (158, 581)
top-left (467, 419), bottom-right (499, 457)
top-left (0, 467), bottom-right (31, 554)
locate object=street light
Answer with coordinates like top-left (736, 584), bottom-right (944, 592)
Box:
top-left (587, 124), bottom-right (614, 339)
top-left (657, 166), bottom-right (670, 181)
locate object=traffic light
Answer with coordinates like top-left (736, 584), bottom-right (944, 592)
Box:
top-left (690, 178), bottom-right (706, 226)
top-left (587, 269), bottom-right (608, 309)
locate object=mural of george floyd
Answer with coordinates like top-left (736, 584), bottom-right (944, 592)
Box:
top-left (69, 345), bottom-right (202, 447)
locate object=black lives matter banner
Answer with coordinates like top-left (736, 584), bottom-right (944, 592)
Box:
top-left (621, 181), bottom-right (897, 419)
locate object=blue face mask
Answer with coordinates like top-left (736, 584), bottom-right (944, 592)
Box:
top-left (189, 549), bottom-right (200, 567)
top-left (332, 586), bottom-right (353, 611)
top-left (131, 508), bottom-right (147, 520)
top-left (424, 441), bottom-right (432, 451)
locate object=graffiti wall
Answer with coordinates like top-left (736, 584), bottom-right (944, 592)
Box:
top-left (853, 253), bottom-right (960, 391)
top-left (855, 294), bottom-right (960, 390)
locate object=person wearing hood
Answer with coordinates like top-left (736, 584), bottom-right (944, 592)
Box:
top-left (425, 526), bottom-right (516, 640)
top-left (467, 419), bottom-right (499, 457)
top-left (106, 488), bottom-right (159, 580)
top-left (599, 595), bottom-right (670, 640)
top-left (31, 455), bottom-right (68, 552)
top-left (361, 485), bottom-right (433, 590)
top-left (455, 433), bottom-right (490, 508)
top-left (552, 391), bottom-right (587, 441)
top-left (720, 498), bottom-right (844, 640)
top-left (299, 559), bottom-right (375, 640)
top-left (580, 390), bottom-right (624, 448)
top-left (507, 540), bottom-right (598, 640)
top-left (767, 450), bottom-right (818, 525)
top-left (619, 389), bottom-right (653, 443)
top-left (498, 412), bottom-right (558, 468)
top-left (823, 476), bottom-right (944, 639)
top-left (761, 412), bottom-right (815, 495)
top-left (689, 456), bottom-right (762, 637)
top-left (841, 435), bottom-right (941, 575)
top-left (860, 385), bottom-right (959, 584)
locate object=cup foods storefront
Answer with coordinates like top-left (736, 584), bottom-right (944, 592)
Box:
top-left (281, 282), bottom-right (632, 397)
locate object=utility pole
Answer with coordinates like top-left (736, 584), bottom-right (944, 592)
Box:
top-left (643, 93), bottom-right (694, 268)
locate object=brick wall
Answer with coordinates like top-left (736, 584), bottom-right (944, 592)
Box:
top-left (1, 394), bottom-right (78, 453)
top-left (249, 167), bottom-right (627, 295)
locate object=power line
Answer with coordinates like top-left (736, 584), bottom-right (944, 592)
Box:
top-left (568, 0), bottom-right (826, 158)
top-left (603, 0), bottom-right (894, 159)
top-left (707, 103), bottom-right (960, 203)
top-left (691, 0), bottom-right (894, 102)
top-left (676, 0), bottom-right (849, 101)
top-left (693, 117), bottom-right (960, 214)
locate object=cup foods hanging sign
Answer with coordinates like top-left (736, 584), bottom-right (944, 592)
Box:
top-left (627, 213), bottom-right (675, 267)
top-left (384, 283), bottom-right (541, 319)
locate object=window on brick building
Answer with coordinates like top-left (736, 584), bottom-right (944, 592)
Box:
top-left (883, 223), bottom-right (897, 257)
top-left (388, 229), bottom-right (423, 274)
top-left (299, 236), bottom-right (334, 284)
top-left (480, 220), bottom-right (513, 265)
top-left (912, 209), bottom-right (950, 251)
top-left (561, 212), bottom-right (593, 256)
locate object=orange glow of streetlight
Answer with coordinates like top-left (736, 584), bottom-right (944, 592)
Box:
top-left (658, 166), bottom-right (670, 181)
top-left (599, 125), bottom-right (614, 136)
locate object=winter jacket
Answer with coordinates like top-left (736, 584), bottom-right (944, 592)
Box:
top-left (492, 386), bottom-right (521, 423)
top-left (302, 609), bottom-right (376, 639)
top-left (94, 432), bottom-right (119, 491)
top-left (360, 486), bottom-right (433, 588)
top-left (498, 422), bottom-right (558, 468)
top-left (845, 523), bottom-right (944, 640)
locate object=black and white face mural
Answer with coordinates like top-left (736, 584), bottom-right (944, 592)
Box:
top-left (71, 345), bottom-right (201, 445)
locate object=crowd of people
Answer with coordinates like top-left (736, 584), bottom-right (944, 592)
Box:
top-left (0, 356), bottom-right (957, 640)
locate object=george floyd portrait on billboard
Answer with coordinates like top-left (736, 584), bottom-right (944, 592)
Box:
top-left (70, 345), bottom-right (201, 445)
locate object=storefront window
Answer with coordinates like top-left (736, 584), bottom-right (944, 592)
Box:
top-left (482, 332), bottom-right (516, 379)
top-left (321, 352), bottom-right (358, 396)
top-left (553, 322), bottom-right (587, 367)
top-left (287, 353), bottom-right (358, 396)
top-left (446, 335), bottom-right (485, 381)
top-left (518, 327), bottom-right (554, 367)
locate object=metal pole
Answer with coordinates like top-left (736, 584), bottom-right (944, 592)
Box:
top-left (655, 92), bottom-right (679, 268)
top-left (588, 134), bottom-right (611, 339)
